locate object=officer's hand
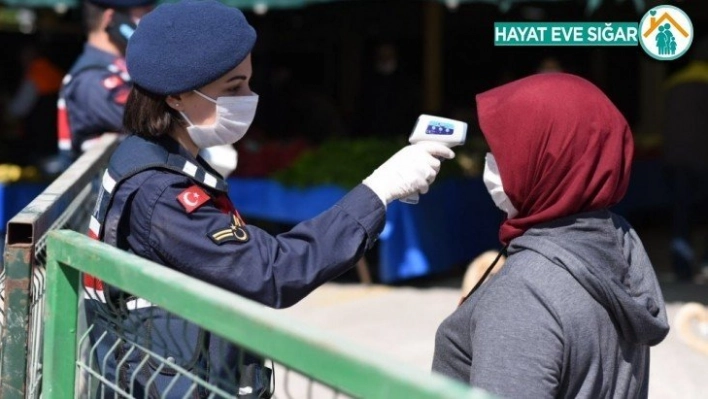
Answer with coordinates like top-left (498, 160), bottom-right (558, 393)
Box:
top-left (363, 141), bottom-right (455, 206)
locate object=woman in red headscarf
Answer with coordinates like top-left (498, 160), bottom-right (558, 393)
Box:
top-left (432, 73), bottom-right (669, 398)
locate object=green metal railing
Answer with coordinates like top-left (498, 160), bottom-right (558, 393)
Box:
top-left (2, 131), bottom-right (494, 398)
top-left (44, 230), bottom-right (494, 398)
top-left (0, 134), bottom-right (120, 399)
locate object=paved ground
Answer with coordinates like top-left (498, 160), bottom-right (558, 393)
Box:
top-left (273, 277), bottom-right (708, 399)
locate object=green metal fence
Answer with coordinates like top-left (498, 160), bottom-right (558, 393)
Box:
top-left (44, 230), bottom-right (494, 398)
top-left (2, 132), bottom-right (495, 398)
top-left (0, 134), bottom-right (120, 399)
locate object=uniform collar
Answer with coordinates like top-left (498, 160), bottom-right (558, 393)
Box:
top-left (85, 43), bottom-right (123, 64)
top-left (156, 135), bottom-right (225, 183)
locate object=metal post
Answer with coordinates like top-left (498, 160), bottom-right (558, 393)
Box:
top-left (0, 245), bottom-right (33, 399)
top-left (423, 1), bottom-right (443, 113)
top-left (42, 249), bottom-right (79, 399)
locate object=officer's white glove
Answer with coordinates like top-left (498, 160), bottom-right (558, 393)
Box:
top-left (363, 141), bottom-right (455, 206)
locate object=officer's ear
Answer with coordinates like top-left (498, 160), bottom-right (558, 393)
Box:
top-left (101, 8), bottom-right (115, 30)
top-left (166, 94), bottom-right (184, 111)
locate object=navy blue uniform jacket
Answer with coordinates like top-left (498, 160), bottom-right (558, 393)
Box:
top-left (105, 135), bottom-right (385, 308)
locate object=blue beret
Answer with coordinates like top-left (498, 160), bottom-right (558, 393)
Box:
top-left (126, 0), bottom-right (256, 95)
top-left (89, 0), bottom-right (157, 7)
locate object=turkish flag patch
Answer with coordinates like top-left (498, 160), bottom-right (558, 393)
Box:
top-left (177, 185), bottom-right (209, 213)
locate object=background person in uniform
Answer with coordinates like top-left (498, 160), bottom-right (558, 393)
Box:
top-left (55, 0), bottom-right (237, 178)
top-left (83, 1), bottom-right (454, 396)
top-left (662, 37), bottom-right (708, 282)
top-left (432, 73), bottom-right (669, 398)
top-left (54, 0), bottom-right (155, 172)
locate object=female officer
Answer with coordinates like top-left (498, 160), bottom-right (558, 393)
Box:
top-left (84, 0), bottom-right (454, 397)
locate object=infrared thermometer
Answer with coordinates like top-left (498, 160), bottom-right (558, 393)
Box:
top-left (400, 114), bottom-right (468, 204)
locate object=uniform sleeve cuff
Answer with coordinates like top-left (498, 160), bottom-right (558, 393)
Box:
top-left (335, 184), bottom-right (386, 248)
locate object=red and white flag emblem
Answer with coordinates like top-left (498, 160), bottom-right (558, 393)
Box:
top-left (177, 185), bottom-right (209, 213)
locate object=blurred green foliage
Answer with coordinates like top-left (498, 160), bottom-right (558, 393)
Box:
top-left (272, 137), bottom-right (467, 189)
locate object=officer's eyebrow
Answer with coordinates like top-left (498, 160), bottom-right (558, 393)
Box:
top-left (226, 74), bottom-right (248, 83)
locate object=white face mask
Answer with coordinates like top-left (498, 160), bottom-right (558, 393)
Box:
top-left (483, 153), bottom-right (519, 219)
top-left (181, 90), bottom-right (258, 149)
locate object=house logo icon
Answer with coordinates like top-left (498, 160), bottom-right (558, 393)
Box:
top-left (639, 5), bottom-right (693, 60)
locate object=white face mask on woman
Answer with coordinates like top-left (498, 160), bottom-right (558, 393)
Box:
top-left (180, 90), bottom-right (258, 148)
top-left (483, 152), bottom-right (519, 219)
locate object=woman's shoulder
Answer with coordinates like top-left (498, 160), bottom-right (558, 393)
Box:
top-left (461, 261), bottom-right (566, 333)
top-left (473, 251), bottom-right (583, 313)
top-left (498, 250), bottom-right (565, 284)
top-left (469, 254), bottom-right (559, 304)
top-left (120, 169), bottom-right (197, 203)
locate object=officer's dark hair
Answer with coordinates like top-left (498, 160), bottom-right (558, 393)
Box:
top-left (84, 1), bottom-right (133, 33)
top-left (83, 1), bottom-right (108, 33)
top-left (123, 85), bottom-right (184, 137)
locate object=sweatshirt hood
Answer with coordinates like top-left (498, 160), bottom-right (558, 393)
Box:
top-left (510, 210), bottom-right (669, 346)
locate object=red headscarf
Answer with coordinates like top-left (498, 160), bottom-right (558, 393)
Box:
top-left (476, 73), bottom-right (633, 244)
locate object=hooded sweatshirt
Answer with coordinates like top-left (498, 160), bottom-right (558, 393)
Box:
top-left (432, 74), bottom-right (669, 398)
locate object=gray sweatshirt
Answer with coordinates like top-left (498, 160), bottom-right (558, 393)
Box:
top-left (432, 210), bottom-right (669, 398)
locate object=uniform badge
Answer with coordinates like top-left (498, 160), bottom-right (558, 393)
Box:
top-left (177, 185), bottom-right (209, 213)
top-left (209, 213), bottom-right (249, 244)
